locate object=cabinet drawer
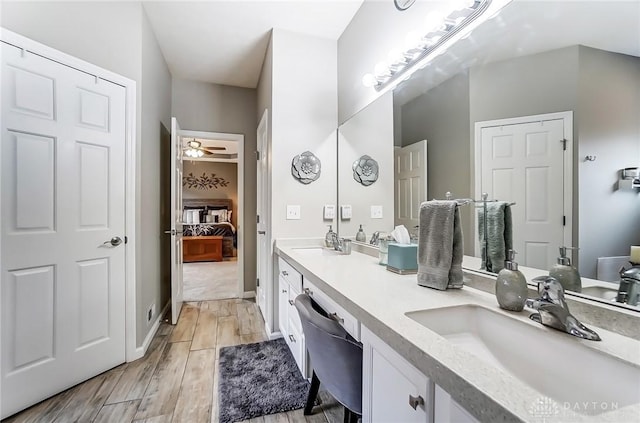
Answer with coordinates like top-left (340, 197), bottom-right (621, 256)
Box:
top-left (288, 289), bottom-right (303, 334)
top-left (303, 279), bottom-right (360, 341)
top-left (278, 257), bottom-right (302, 293)
top-left (287, 319), bottom-right (305, 375)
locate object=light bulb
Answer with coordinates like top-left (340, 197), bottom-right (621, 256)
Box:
top-left (362, 73), bottom-right (378, 88)
top-left (404, 30), bottom-right (423, 51)
top-left (424, 11), bottom-right (445, 33)
top-left (387, 48), bottom-right (405, 65)
top-left (196, 150), bottom-right (204, 157)
top-left (374, 62), bottom-right (390, 77)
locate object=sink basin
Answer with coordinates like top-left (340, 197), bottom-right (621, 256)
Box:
top-left (581, 286), bottom-right (618, 301)
top-left (406, 305), bottom-right (640, 415)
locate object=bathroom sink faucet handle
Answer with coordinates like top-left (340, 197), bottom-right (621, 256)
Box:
top-left (533, 275), bottom-right (566, 307)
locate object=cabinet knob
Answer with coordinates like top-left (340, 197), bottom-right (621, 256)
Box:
top-left (288, 299), bottom-right (294, 306)
top-left (408, 394), bottom-right (424, 410)
top-left (282, 270), bottom-right (289, 276)
top-left (289, 334), bottom-right (296, 343)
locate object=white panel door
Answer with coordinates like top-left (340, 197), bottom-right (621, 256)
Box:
top-left (1, 42), bottom-right (126, 418)
top-left (394, 140), bottom-right (428, 230)
top-left (170, 117), bottom-right (184, 325)
top-left (256, 110), bottom-right (269, 318)
top-left (480, 119), bottom-right (566, 270)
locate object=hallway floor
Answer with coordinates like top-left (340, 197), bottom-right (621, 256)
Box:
top-left (3, 300), bottom-right (344, 423)
top-left (183, 259), bottom-right (238, 301)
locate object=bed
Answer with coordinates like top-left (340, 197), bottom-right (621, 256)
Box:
top-left (182, 198), bottom-right (237, 262)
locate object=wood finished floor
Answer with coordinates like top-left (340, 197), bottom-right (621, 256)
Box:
top-left (3, 299), bottom-right (344, 423)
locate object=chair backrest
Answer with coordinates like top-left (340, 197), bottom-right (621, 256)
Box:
top-left (294, 294), bottom-right (363, 414)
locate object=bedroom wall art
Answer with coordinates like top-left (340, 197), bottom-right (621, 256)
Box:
top-left (183, 172), bottom-right (229, 190)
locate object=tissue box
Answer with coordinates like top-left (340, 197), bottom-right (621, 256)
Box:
top-left (386, 243), bottom-right (418, 275)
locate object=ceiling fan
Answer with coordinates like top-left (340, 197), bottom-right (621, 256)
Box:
top-left (183, 139), bottom-right (225, 158)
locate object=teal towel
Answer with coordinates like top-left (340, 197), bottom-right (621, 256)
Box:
top-left (478, 202), bottom-right (513, 273)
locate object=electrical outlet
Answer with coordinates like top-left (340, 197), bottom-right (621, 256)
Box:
top-left (286, 205), bottom-right (301, 220)
top-left (371, 205), bottom-right (383, 219)
top-left (323, 205), bottom-right (336, 219)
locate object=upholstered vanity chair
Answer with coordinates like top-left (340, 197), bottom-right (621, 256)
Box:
top-left (294, 294), bottom-right (363, 423)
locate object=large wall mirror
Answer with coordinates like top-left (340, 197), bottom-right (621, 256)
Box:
top-left (337, 1), bottom-right (640, 311)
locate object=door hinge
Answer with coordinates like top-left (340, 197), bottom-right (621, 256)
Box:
top-left (256, 278), bottom-right (260, 287)
top-left (124, 236), bottom-right (128, 244)
top-left (256, 151), bottom-right (260, 160)
top-left (563, 215), bottom-right (566, 226)
top-left (561, 139), bottom-right (567, 151)
top-left (257, 214), bottom-right (260, 224)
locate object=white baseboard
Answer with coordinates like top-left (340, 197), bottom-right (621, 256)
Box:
top-left (129, 302), bottom-right (170, 362)
top-left (242, 290), bottom-right (256, 299)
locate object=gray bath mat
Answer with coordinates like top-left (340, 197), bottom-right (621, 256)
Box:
top-left (218, 338), bottom-right (309, 423)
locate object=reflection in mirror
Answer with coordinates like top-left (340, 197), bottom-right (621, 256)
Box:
top-left (337, 92), bottom-right (394, 242)
top-left (337, 1), bottom-right (640, 310)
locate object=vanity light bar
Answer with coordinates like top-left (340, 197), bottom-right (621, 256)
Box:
top-left (363, 0), bottom-right (510, 93)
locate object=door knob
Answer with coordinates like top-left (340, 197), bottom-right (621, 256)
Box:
top-left (103, 236), bottom-right (123, 247)
top-left (258, 230), bottom-right (266, 235)
top-left (164, 229), bottom-right (176, 235)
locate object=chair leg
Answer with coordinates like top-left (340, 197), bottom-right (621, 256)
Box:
top-left (343, 407), bottom-right (351, 423)
top-left (304, 371), bottom-right (321, 415)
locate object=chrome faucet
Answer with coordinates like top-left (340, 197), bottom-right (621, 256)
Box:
top-left (330, 232), bottom-right (351, 254)
top-left (616, 265), bottom-right (640, 306)
top-left (525, 276), bottom-right (601, 341)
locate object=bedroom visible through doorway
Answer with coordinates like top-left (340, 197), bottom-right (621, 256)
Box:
top-left (180, 131), bottom-right (244, 301)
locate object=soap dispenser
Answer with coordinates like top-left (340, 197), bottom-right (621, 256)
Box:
top-left (549, 247), bottom-right (582, 293)
top-left (356, 224), bottom-right (366, 242)
top-left (495, 249), bottom-right (528, 311)
top-left (325, 225), bottom-right (335, 248)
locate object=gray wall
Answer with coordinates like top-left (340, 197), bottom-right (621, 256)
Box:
top-left (400, 72), bottom-right (472, 253)
top-left (138, 9), bottom-right (172, 344)
top-left (577, 47), bottom-right (640, 278)
top-left (171, 79), bottom-right (257, 293)
top-left (270, 29), bottom-right (338, 239)
top-left (2, 1), bottom-right (173, 347)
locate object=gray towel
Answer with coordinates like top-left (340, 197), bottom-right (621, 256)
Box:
top-left (417, 200), bottom-right (464, 290)
top-left (478, 201), bottom-right (513, 273)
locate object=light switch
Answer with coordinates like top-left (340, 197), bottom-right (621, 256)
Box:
top-left (371, 205), bottom-right (383, 219)
top-left (286, 205), bottom-right (301, 220)
top-left (340, 205), bottom-right (352, 220)
top-left (323, 205), bottom-right (336, 219)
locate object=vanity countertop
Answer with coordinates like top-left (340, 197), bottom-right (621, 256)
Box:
top-left (275, 239), bottom-right (640, 423)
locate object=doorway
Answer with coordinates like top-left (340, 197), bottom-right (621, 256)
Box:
top-left (179, 130), bottom-right (244, 302)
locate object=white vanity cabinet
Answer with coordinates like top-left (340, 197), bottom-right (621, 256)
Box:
top-left (362, 325), bottom-right (433, 422)
top-left (362, 326), bottom-right (479, 423)
top-left (303, 279), bottom-right (361, 341)
top-left (434, 385), bottom-right (479, 423)
top-left (277, 257), bottom-right (305, 374)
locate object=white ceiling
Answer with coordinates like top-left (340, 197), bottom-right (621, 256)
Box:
top-left (142, 0), bottom-right (364, 88)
